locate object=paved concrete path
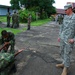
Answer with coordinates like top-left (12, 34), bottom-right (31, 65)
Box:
top-left (13, 21), bottom-right (75, 75)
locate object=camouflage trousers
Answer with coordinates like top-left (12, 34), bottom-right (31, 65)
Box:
top-left (0, 62), bottom-right (16, 75)
top-left (0, 69), bottom-right (10, 75)
top-left (60, 39), bottom-right (74, 67)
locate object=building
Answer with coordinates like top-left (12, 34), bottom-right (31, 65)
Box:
top-left (67, 2), bottom-right (75, 8)
top-left (56, 2), bottom-right (75, 15)
top-left (56, 9), bottom-right (65, 15)
top-left (0, 5), bottom-right (13, 16)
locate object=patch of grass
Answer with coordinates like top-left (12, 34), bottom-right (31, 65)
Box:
top-left (0, 16), bottom-right (7, 22)
top-left (0, 28), bottom-right (26, 36)
top-left (0, 18), bottom-right (51, 35)
top-left (0, 16), bottom-right (12, 22)
top-left (31, 19), bottom-right (50, 26)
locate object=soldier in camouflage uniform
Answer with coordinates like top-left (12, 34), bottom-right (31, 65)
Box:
top-left (6, 12), bottom-right (11, 27)
top-left (0, 30), bottom-right (15, 54)
top-left (58, 14), bottom-right (63, 25)
top-left (11, 11), bottom-right (18, 28)
top-left (56, 4), bottom-right (75, 75)
top-left (16, 12), bottom-right (19, 28)
top-left (0, 49), bottom-right (23, 75)
top-left (0, 52), bottom-right (14, 75)
top-left (27, 14), bottom-right (32, 30)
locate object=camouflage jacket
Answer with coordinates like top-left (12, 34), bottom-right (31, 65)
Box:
top-left (0, 53), bottom-right (14, 70)
top-left (59, 13), bottom-right (75, 43)
top-left (0, 32), bottom-right (15, 45)
top-left (7, 13), bottom-right (11, 20)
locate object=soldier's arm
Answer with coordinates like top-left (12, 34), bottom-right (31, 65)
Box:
top-left (59, 24), bottom-right (63, 38)
top-left (57, 24), bottom-right (63, 42)
top-left (14, 49), bottom-right (24, 56)
top-left (68, 20), bottom-right (75, 43)
top-left (58, 16), bottom-right (65, 38)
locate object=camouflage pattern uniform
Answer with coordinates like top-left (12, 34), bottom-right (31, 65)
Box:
top-left (58, 14), bottom-right (63, 24)
top-left (16, 13), bottom-right (19, 28)
top-left (11, 11), bottom-right (18, 28)
top-left (0, 53), bottom-right (14, 75)
top-left (27, 14), bottom-right (32, 30)
top-left (59, 13), bottom-right (75, 67)
top-left (0, 32), bottom-right (15, 54)
top-left (6, 12), bottom-right (11, 27)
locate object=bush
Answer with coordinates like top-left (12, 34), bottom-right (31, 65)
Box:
top-left (49, 15), bottom-right (55, 21)
top-left (40, 10), bottom-right (48, 19)
top-left (19, 9), bottom-right (36, 23)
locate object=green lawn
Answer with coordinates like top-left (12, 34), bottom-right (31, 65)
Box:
top-left (0, 16), bottom-right (12, 22)
top-left (0, 16), bottom-right (7, 22)
top-left (0, 28), bottom-right (23, 36)
top-left (31, 19), bottom-right (50, 26)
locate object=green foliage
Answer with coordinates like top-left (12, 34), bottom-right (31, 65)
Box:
top-left (0, 16), bottom-right (12, 22)
top-left (49, 15), bottom-right (55, 21)
top-left (19, 9), bottom-right (36, 23)
top-left (10, 0), bottom-right (56, 17)
top-left (31, 19), bottom-right (50, 26)
top-left (0, 18), bottom-right (50, 36)
top-left (0, 28), bottom-right (25, 36)
top-left (10, 0), bottom-right (20, 9)
top-left (40, 9), bottom-right (48, 19)
top-left (0, 16), bottom-right (6, 22)
top-left (28, 6), bottom-right (40, 12)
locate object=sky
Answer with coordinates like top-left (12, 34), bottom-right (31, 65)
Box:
top-left (0, 0), bottom-right (11, 6)
top-left (53, 0), bottom-right (75, 9)
top-left (0, 0), bottom-right (75, 8)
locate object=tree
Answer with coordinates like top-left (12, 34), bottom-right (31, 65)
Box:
top-left (10, 0), bottom-right (20, 9)
top-left (10, 0), bottom-right (56, 17)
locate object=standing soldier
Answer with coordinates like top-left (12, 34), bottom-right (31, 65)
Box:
top-left (0, 30), bottom-right (15, 54)
top-left (58, 14), bottom-right (63, 24)
top-left (6, 12), bottom-right (11, 27)
top-left (55, 15), bottom-right (58, 24)
top-left (16, 12), bottom-right (19, 28)
top-left (27, 14), bottom-right (32, 30)
top-left (56, 4), bottom-right (75, 75)
top-left (11, 11), bottom-right (18, 28)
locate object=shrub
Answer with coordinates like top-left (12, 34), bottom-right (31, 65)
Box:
top-left (49, 15), bottom-right (55, 21)
top-left (19, 9), bottom-right (36, 23)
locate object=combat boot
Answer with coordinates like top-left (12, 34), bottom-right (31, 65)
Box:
top-left (61, 67), bottom-right (68, 75)
top-left (56, 64), bottom-right (64, 68)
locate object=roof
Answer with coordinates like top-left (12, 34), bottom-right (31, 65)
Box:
top-left (56, 9), bottom-right (65, 14)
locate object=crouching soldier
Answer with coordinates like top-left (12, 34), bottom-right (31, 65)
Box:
top-left (0, 30), bottom-right (15, 54)
top-left (0, 48), bottom-right (24, 75)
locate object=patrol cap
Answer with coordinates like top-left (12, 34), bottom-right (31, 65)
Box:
top-left (64, 4), bottom-right (72, 10)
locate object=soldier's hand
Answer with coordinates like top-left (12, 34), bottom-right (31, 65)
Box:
top-left (18, 49), bottom-right (24, 53)
top-left (14, 49), bottom-right (24, 56)
top-left (4, 42), bottom-right (10, 46)
top-left (68, 39), bottom-right (74, 44)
